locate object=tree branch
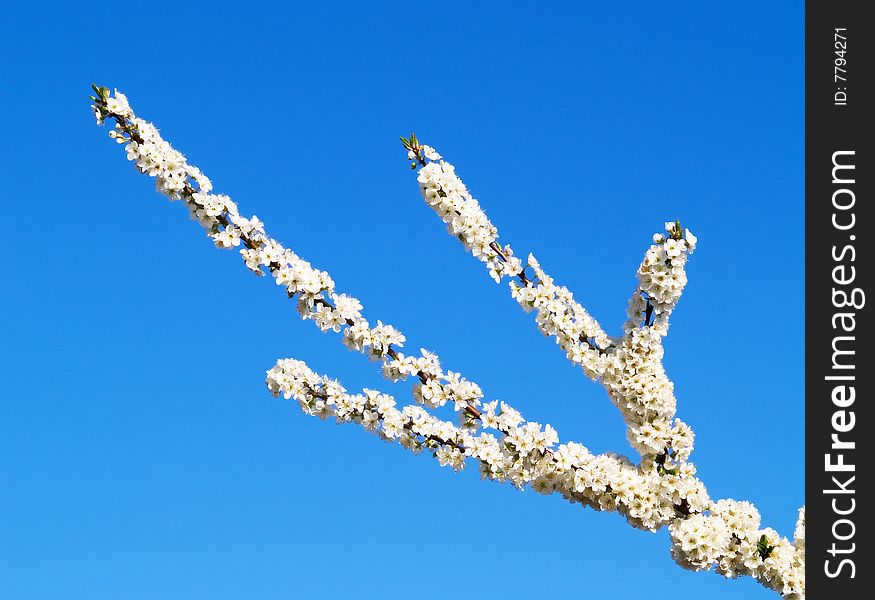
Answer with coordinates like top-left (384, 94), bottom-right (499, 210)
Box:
top-left (90, 87), bottom-right (805, 599)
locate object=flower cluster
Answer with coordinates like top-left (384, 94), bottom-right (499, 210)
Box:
top-left (411, 148), bottom-right (699, 461)
top-left (94, 89), bottom-right (805, 598)
top-left (266, 358), bottom-right (711, 532)
top-left (92, 89), bottom-right (425, 376)
top-left (794, 507), bottom-right (805, 556)
top-left (511, 254), bottom-right (612, 377)
top-left (416, 159), bottom-right (524, 283)
top-left (622, 221), bottom-right (697, 336)
top-left (601, 327), bottom-right (691, 457)
top-left (404, 141), bottom-right (803, 595)
top-left (669, 499), bottom-right (805, 598)
top-left (90, 88), bottom-right (512, 451)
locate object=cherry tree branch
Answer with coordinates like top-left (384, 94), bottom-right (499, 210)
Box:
top-left (403, 139), bottom-right (700, 461)
top-left (90, 86), bottom-right (805, 599)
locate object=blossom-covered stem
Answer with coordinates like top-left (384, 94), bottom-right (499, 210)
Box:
top-left (92, 86), bottom-right (501, 436)
top-left (92, 87), bottom-right (805, 598)
top-left (267, 357), bottom-right (804, 598)
top-left (403, 136), bottom-right (611, 344)
top-left (489, 241), bottom-right (532, 286)
top-left (406, 143), bottom-right (702, 459)
top-left (407, 138), bottom-right (695, 343)
top-left (267, 356), bottom-right (710, 525)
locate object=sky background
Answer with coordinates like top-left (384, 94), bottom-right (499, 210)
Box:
top-left (0, 2), bottom-right (803, 599)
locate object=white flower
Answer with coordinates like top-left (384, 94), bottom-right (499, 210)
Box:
top-left (330, 293), bottom-right (363, 322)
top-left (436, 445), bottom-right (465, 470)
top-left (211, 227), bottom-right (241, 248)
top-left (105, 91), bottom-right (133, 118)
top-left (361, 409), bottom-right (380, 430)
top-left (380, 407), bottom-right (406, 439)
top-left (664, 238), bottom-right (684, 259)
top-left (793, 507), bottom-right (805, 554)
top-left (421, 145), bottom-right (442, 161)
top-left (684, 228), bottom-right (698, 250)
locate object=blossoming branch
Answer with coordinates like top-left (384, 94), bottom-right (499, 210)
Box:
top-left (91, 85), bottom-right (805, 598)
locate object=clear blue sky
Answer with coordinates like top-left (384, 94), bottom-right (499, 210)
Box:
top-left (0, 2), bottom-right (803, 598)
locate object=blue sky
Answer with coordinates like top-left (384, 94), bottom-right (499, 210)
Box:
top-left (0, 2), bottom-right (803, 599)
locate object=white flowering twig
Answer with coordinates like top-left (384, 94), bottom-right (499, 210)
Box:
top-left (91, 86), bottom-right (805, 598)
top-left (404, 136), bottom-right (701, 461)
